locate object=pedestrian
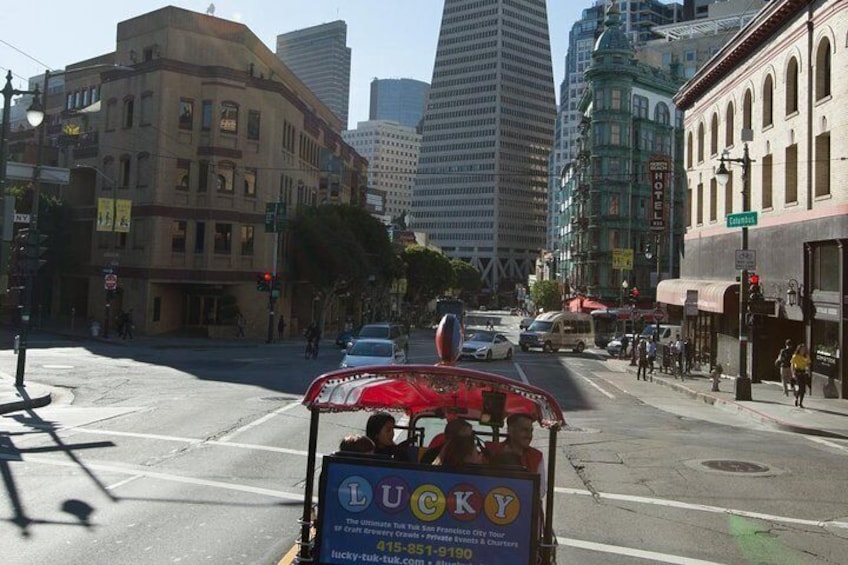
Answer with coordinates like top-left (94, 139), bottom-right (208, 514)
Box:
top-left (619, 334), bottom-right (630, 359)
top-left (776, 339), bottom-right (794, 396)
top-left (791, 344), bottom-right (811, 408)
top-left (636, 338), bottom-right (649, 380)
top-left (236, 312), bottom-right (246, 337)
top-left (647, 336), bottom-right (657, 374)
top-left (123, 309), bottom-right (134, 340)
top-left (673, 334), bottom-right (686, 378)
top-left (277, 315), bottom-right (286, 340)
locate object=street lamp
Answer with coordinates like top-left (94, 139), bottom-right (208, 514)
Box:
top-left (620, 279), bottom-right (628, 308)
top-left (786, 278), bottom-right (802, 307)
top-left (715, 139), bottom-right (755, 399)
top-left (2, 70), bottom-right (47, 387)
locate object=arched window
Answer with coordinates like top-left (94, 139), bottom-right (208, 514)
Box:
top-left (654, 102), bottom-right (670, 125)
top-left (786, 57), bottom-right (799, 114)
top-left (815, 38), bottom-right (831, 100)
top-left (725, 102), bottom-right (735, 147)
top-left (687, 132), bottom-right (693, 169)
top-left (743, 89), bottom-right (752, 130)
top-left (762, 75), bottom-right (774, 127)
top-left (216, 161), bottom-right (235, 193)
top-left (697, 123), bottom-right (705, 163)
top-left (710, 113), bottom-right (719, 156)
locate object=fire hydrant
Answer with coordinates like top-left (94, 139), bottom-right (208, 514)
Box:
top-left (710, 363), bottom-right (723, 392)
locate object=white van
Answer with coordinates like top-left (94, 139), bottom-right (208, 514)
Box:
top-left (640, 324), bottom-right (681, 345)
top-left (519, 311), bottom-right (594, 353)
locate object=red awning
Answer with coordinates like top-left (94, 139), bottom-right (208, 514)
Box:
top-left (567, 297), bottom-right (611, 313)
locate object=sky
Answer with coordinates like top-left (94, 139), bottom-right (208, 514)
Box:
top-left (1, 1), bottom-right (588, 129)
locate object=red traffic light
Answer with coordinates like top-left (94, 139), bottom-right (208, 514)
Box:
top-left (749, 273), bottom-right (760, 285)
top-left (263, 272), bottom-right (272, 281)
top-left (632, 288), bottom-right (639, 297)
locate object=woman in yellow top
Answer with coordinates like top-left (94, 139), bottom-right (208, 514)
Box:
top-left (791, 344), bottom-right (812, 408)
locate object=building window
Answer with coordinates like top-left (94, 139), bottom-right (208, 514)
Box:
top-left (216, 162), bottom-right (234, 193)
top-left (654, 102), bottom-right (669, 125)
top-left (786, 58), bottom-right (799, 115)
top-left (815, 132), bottom-right (830, 196)
top-left (725, 102), bottom-right (735, 147)
top-left (785, 144), bottom-right (798, 203)
top-left (709, 178), bottom-right (717, 222)
top-left (172, 221), bottom-right (186, 252)
top-left (724, 171), bottom-right (733, 216)
top-left (686, 132), bottom-right (693, 169)
top-left (710, 113), bottom-right (718, 156)
top-left (220, 101), bottom-right (238, 134)
top-left (119, 155), bottom-right (131, 188)
top-left (244, 168), bottom-right (257, 197)
top-left (153, 297), bottom-right (161, 322)
top-left (195, 221), bottom-right (206, 253)
top-left (743, 89), bottom-right (752, 130)
top-left (761, 154), bottom-right (773, 209)
top-left (176, 160), bottom-right (190, 191)
top-left (815, 38), bottom-right (831, 101)
top-left (123, 97), bottom-right (134, 129)
top-left (633, 95), bottom-right (648, 119)
top-left (609, 194), bottom-right (619, 216)
top-left (214, 223), bottom-right (232, 254)
top-left (696, 182), bottom-right (703, 225)
top-left (140, 92), bottom-right (153, 126)
top-left (137, 153), bottom-right (151, 187)
top-left (179, 99), bottom-right (194, 130)
top-left (697, 123), bottom-right (704, 163)
top-left (201, 100), bottom-right (213, 131)
top-left (240, 225), bottom-right (254, 255)
top-left (611, 89), bottom-right (621, 110)
top-left (762, 75), bottom-right (773, 127)
top-left (198, 160), bottom-right (209, 192)
top-left (247, 110), bottom-right (260, 140)
top-left (610, 123), bottom-right (621, 145)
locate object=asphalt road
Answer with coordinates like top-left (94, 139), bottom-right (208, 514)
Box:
top-left (1, 316), bottom-right (847, 564)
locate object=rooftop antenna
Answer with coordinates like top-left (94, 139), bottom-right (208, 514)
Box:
top-left (207, 3), bottom-right (216, 16)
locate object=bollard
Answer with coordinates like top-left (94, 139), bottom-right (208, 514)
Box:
top-left (13, 334), bottom-right (20, 354)
top-left (710, 363), bottom-right (723, 392)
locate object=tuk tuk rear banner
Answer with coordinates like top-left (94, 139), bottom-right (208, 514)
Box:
top-left (318, 456), bottom-right (539, 565)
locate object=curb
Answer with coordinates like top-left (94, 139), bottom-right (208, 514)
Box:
top-left (0, 389), bottom-right (52, 416)
top-left (652, 375), bottom-right (848, 440)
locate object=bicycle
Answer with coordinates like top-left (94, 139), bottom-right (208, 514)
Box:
top-left (305, 339), bottom-right (317, 359)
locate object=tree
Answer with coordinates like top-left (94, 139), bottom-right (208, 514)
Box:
top-left (530, 280), bottom-right (562, 312)
top-left (290, 204), bottom-right (396, 328)
top-left (402, 245), bottom-right (454, 306)
top-left (451, 259), bottom-right (482, 300)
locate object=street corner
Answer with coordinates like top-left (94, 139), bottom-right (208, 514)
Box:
top-left (0, 382), bottom-right (52, 415)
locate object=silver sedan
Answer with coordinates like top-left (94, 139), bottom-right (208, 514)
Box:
top-left (460, 330), bottom-right (514, 361)
top-left (340, 338), bottom-right (407, 368)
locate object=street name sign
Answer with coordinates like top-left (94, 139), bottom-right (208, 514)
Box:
top-left (264, 202), bottom-right (288, 233)
top-left (727, 211), bottom-right (758, 228)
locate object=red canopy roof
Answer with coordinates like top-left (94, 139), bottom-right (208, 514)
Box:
top-left (302, 364), bottom-right (565, 429)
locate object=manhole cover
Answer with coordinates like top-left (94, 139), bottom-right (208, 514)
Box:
top-left (702, 460), bottom-right (769, 473)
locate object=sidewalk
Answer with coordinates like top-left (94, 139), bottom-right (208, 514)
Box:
top-left (607, 357), bottom-right (848, 440)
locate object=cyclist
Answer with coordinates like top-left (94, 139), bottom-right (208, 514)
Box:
top-left (304, 322), bottom-right (321, 359)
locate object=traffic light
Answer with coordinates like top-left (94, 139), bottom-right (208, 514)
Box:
top-left (24, 230), bottom-right (48, 273)
top-left (748, 273), bottom-right (763, 301)
top-left (256, 272), bottom-right (272, 292)
top-left (629, 287), bottom-right (640, 304)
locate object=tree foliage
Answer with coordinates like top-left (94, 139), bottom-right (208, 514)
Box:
top-left (530, 280), bottom-right (562, 312)
top-left (402, 245), bottom-right (454, 305)
top-left (451, 259), bottom-right (482, 298)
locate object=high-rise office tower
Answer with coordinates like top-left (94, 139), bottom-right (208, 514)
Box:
top-left (276, 21), bottom-right (351, 127)
top-left (369, 78), bottom-right (430, 130)
top-left (411, 0), bottom-right (556, 293)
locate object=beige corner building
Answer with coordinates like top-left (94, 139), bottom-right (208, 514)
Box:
top-left (57, 7), bottom-right (366, 337)
top-left (668, 0), bottom-right (846, 395)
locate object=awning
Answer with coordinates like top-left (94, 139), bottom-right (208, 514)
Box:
top-left (656, 279), bottom-right (738, 313)
top-left (566, 297), bottom-right (611, 313)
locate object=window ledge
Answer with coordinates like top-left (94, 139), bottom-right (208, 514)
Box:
top-left (785, 110), bottom-right (800, 120)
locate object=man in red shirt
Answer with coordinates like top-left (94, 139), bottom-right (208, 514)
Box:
top-left (486, 413), bottom-right (546, 493)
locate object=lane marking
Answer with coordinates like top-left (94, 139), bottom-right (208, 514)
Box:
top-left (564, 362), bottom-right (615, 400)
top-left (106, 474), bottom-right (143, 491)
top-left (805, 436), bottom-right (848, 454)
top-left (0, 452), bottom-right (308, 502)
top-left (218, 401), bottom-right (302, 442)
top-left (554, 486), bottom-right (848, 530)
top-left (514, 362), bottom-right (530, 385)
top-left (559, 537), bottom-right (726, 565)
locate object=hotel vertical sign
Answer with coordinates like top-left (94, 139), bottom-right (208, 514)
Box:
top-left (649, 158), bottom-right (668, 232)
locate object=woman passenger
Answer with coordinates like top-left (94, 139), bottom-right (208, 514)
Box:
top-left (365, 412), bottom-right (409, 460)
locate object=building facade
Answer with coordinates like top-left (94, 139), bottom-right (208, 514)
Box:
top-left (276, 21), bottom-right (351, 128)
top-left (50, 7), bottom-right (366, 337)
top-left (565, 2), bottom-right (685, 306)
top-left (411, 0), bottom-right (556, 296)
top-left (344, 120), bottom-right (421, 224)
top-left (369, 79), bottom-right (430, 130)
top-left (669, 0), bottom-right (846, 395)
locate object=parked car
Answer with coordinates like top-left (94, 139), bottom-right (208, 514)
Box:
top-left (606, 335), bottom-right (625, 357)
top-left (339, 338), bottom-right (408, 368)
top-left (356, 322), bottom-right (409, 353)
top-left (460, 330), bottom-right (514, 361)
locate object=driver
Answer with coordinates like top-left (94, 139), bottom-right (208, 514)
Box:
top-left (485, 413), bottom-right (546, 494)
